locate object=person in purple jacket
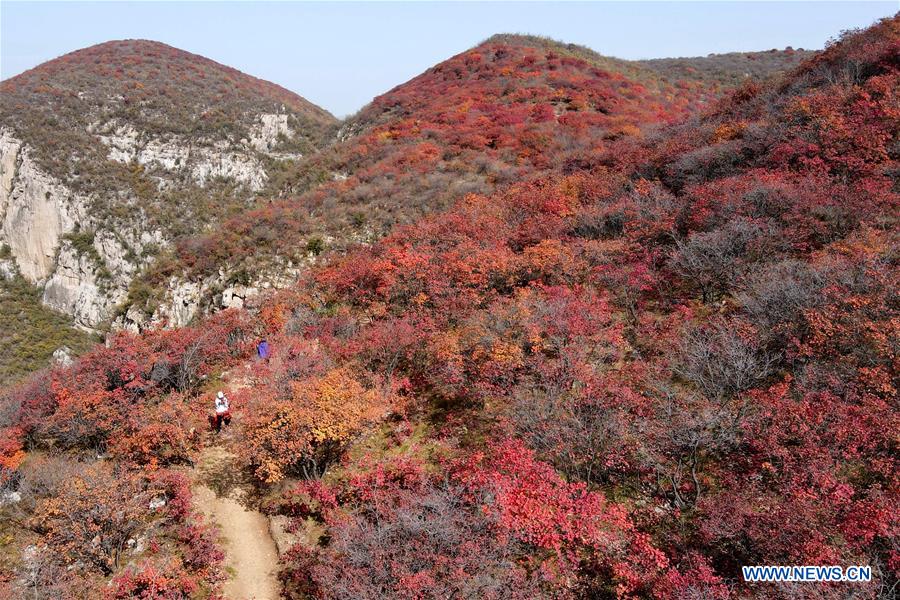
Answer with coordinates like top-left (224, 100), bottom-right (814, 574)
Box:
top-left (257, 339), bottom-right (270, 361)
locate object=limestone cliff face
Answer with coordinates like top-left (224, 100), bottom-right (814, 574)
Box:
top-left (94, 118), bottom-right (288, 192)
top-left (117, 261), bottom-right (306, 333)
top-left (0, 129), bottom-right (86, 284)
top-left (249, 114), bottom-right (293, 152)
top-left (41, 242), bottom-right (123, 328)
top-left (0, 133), bottom-right (19, 204)
top-left (41, 228), bottom-right (164, 329)
top-left (0, 120), bottom-right (312, 331)
top-left (0, 127), bottom-right (164, 329)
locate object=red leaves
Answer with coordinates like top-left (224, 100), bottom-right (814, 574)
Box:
top-left (460, 440), bottom-right (633, 556)
top-left (4, 308), bottom-right (251, 461)
top-left (456, 440), bottom-right (688, 596)
top-left (288, 443), bottom-right (723, 598)
top-left (150, 30), bottom-right (751, 285)
top-left (652, 554), bottom-right (729, 600)
top-left (0, 426), bottom-right (25, 475)
top-left (29, 462), bottom-right (150, 576)
top-left (108, 560), bottom-right (198, 600)
top-left (279, 22), bottom-right (899, 596)
top-left (316, 251), bottom-right (399, 305)
top-left (4, 18), bottom-right (899, 600)
top-left (283, 455), bottom-right (552, 599)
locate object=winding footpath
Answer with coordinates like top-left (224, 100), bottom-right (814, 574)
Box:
top-left (192, 445), bottom-right (280, 600)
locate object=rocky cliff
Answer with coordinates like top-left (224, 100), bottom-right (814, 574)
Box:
top-left (0, 117), bottom-right (321, 330)
top-left (0, 129), bottom-right (86, 284)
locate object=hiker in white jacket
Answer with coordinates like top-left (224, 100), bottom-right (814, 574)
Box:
top-left (213, 391), bottom-right (231, 433)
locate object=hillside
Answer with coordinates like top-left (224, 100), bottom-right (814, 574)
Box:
top-left (0, 41), bottom-right (338, 382)
top-left (0, 37), bottom-right (806, 371)
top-left (0, 40), bottom-right (337, 333)
top-left (121, 35), bottom-right (806, 330)
top-left (0, 266), bottom-right (97, 383)
top-left (638, 46), bottom-right (814, 87)
top-left (1, 15), bottom-right (897, 600)
top-left (277, 34), bottom-right (811, 221)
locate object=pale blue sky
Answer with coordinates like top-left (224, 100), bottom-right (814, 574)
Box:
top-left (2, 2), bottom-right (896, 117)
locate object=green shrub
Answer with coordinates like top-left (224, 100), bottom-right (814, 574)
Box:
top-left (0, 276), bottom-right (98, 384)
top-left (350, 212), bottom-right (367, 229)
top-left (306, 236), bottom-right (326, 256)
top-left (63, 229), bottom-right (96, 257)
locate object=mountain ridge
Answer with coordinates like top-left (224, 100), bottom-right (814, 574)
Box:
top-left (2, 38), bottom-right (335, 121)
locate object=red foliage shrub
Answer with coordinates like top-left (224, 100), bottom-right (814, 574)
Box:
top-left (282, 456), bottom-right (552, 599)
top-left (108, 560), bottom-right (197, 600)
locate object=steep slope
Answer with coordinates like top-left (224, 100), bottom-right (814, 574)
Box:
top-left (123, 35), bottom-right (803, 329)
top-left (283, 35), bottom-right (809, 221)
top-left (0, 266), bottom-right (96, 383)
top-left (0, 40), bottom-right (337, 332)
top-left (265, 18), bottom-right (898, 598)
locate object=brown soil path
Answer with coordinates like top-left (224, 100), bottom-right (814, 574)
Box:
top-left (192, 445), bottom-right (280, 600)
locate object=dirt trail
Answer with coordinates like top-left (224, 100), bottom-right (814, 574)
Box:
top-left (193, 445), bottom-right (280, 600)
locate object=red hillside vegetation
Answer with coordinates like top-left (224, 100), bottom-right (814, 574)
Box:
top-left (131, 35), bottom-right (803, 312)
top-left (1, 16), bottom-right (898, 599)
top-left (1, 39), bottom-right (334, 129)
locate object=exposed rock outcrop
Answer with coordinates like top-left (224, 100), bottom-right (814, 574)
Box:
top-left (117, 261), bottom-right (304, 333)
top-left (249, 113), bottom-right (293, 152)
top-left (1, 128), bottom-right (170, 330)
top-left (52, 346), bottom-right (74, 367)
top-left (0, 129), bottom-right (87, 284)
top-left (96, 121), bottom-right (270, 191)
top-left (0, 114), bottom-right (318, 331)
top-left (0, 259), bottom-right (15, 281)
top-left (41, 241), bottom-right (124, 329)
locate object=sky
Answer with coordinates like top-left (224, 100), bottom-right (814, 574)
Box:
top-left (2, 2), bottom-right (896, 117)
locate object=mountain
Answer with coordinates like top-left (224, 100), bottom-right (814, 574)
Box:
top-left (0, 40), bottom-right (337, 333)
top-left (119, 35), bottom-right (807, 330)
top-left (290, 34), bottom-right (810, 219)
top-left (2, 15), bottom-right (896, 599)
top-left (276, 21), bottom-right (896, 598)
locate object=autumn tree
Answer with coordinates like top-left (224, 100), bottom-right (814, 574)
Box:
top-left (241, 367), bottom-right (394, 483)
top-left (28, 462), bottom-right (150, 575)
